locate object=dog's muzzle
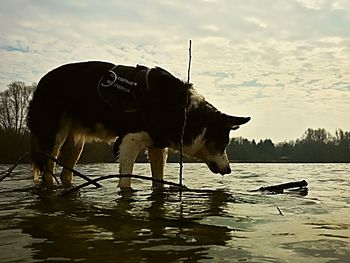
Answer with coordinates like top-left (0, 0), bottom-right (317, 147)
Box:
top-left (209, 161), bottom-right (231, 175)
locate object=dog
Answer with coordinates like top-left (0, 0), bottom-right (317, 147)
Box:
top-left (27, 61), bottom-right (250, 188)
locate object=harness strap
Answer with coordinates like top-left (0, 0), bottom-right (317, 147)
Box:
top-left (97, 65), bottom-right (151, 113)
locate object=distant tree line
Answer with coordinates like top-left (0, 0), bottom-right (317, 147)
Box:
top-left (0, 81), bottom-right (349, 163)
top-left (228, 128), bottom-right (350, 163)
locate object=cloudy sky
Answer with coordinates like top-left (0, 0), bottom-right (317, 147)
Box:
top-left (1, 0), bottom-right (349, 142)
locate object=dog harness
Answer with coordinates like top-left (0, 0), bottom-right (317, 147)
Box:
top-left (97, 64), bottom-right (189, 156)
top-left (97, 64), bottom-right (151, 113)
top-left (97, 64), bottom-right (172, 155)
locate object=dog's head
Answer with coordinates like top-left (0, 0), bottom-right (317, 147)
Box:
top-left (184, 93), bottom-right (250, 175)
top-left (145, 68), bottom-right (250, 175)
top-left (195, 114), bottom-right (250, 175)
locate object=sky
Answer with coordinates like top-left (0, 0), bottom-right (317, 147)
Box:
top-left (1, 0), bottom-right (349, 142)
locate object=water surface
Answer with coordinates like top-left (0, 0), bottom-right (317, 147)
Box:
top-left (0, 163), bottom-right (349, 262)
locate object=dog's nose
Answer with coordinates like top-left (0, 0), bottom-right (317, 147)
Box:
top-left (226, 166), bottom-right (231, 174)
top-left (209, 162), bottom-right (232, 175)
top-left (221, 165), bottom-right (231, 175)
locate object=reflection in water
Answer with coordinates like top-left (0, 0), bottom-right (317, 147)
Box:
top-left (18, 188), bottom-right (241, 262)
top-left (0, 163), bottom-right (349, 262)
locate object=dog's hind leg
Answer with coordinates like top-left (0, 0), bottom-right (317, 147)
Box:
top-left (147, 146), bottom-right (168, 188)
top-left (42, 126), bottom-right (70, 186)
top-left (117, 132), bottom-right (152, 189)
top-left (59, 133), bottom-right (85, 187)
top-left (30, 136), bottom-right (44, 183)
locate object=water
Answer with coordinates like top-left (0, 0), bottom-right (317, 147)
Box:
top-left (0, 163), bottom-right (349, 262)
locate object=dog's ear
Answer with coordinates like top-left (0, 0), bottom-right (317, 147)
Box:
top-left (224, 115), bottom-right (251, 130)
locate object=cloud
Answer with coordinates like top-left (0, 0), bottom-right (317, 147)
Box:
top-left (296, 0), bottom-right (328, 10)
top-left (202, 25), bottom-right (220, 32)
top-left (244, 17), bottom-right (267, 29)
top-left (0, 0), bottom-right (349, 142)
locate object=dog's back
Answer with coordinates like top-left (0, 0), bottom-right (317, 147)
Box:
top-left (28, 61), bottom-right (115, 134)
top-left (27, 61), bottom-right (116, 183)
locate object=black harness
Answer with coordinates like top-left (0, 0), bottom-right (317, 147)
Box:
top-left (97, 64), bottom-right (169, 156)
top-left (97, 64), bottom-right (150, 113)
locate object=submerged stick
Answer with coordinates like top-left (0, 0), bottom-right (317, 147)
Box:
top-left (32, 151), bottom-right (102, 188)
top-left (61, 174), bottom-right (189, 196)
top-left (0, 152), bottom-right (31, 182)
top-left (1, 152), bottom-right (225, 197)
top-left (249, 180), bottom-right (308, 193)
top-left (0, 151), bottom-right (102, 188)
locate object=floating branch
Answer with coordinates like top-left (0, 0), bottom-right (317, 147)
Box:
top-left (249, 180), bottom-right (308, 194)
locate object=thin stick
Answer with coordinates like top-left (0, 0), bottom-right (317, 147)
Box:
top-left (61, 174), bottom-right (188, 196)
top-left (31, 151), bottom-right (102, 188)
top-left (0, 152), bottom-right (31, 181)
top-left (179, 40), bottom-right (192, 188)
top-left (187, 40), bottom-right (192, 84)
top-left (277, 206), bottom-right (284, 216)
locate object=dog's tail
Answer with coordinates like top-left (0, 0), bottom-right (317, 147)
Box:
top-left (30, 136), bottom-right (46, 182)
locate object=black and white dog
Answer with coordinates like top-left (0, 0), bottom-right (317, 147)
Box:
top-left (27, 61), bottom-right (250, 188)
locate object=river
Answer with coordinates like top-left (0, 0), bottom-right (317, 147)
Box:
top-left (0, 163), bottom-right (349, 262)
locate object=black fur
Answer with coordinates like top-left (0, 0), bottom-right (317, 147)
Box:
top-left (28, 62), bottom-right (190, 151)
top-left (27, 61), bottom-right (250, 176)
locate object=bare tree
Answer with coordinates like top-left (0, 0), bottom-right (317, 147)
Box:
top-left (0, 81), bottom-right (35, 134)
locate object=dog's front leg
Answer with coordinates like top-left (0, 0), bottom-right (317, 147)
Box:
top-left (147, 146), bottom-right (168, 188)
top-left (117, 132), bottom-right (152, 189)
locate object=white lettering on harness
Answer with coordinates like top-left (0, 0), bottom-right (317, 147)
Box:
top-left (101, 70), bottom-right (137, 93)
top-left (116, 75), bottom-right (137, 86)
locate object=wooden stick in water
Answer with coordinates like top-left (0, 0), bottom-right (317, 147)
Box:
top-left (249, 180), bottom-right (308, 193)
